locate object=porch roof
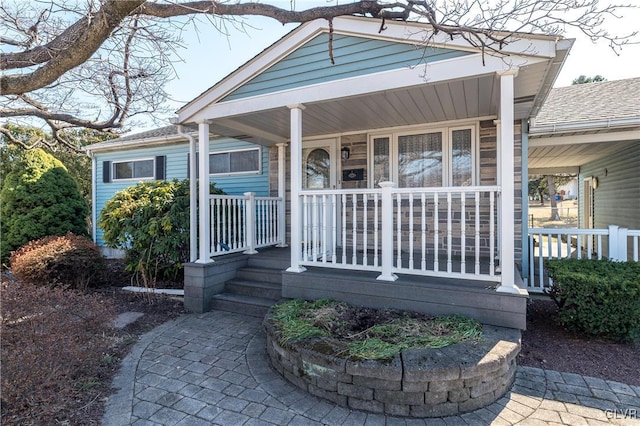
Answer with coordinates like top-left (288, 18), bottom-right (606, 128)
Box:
top-left (528, 77), bottom-right (640, 172)
top-left (176, 16), bottom-right (572, 146)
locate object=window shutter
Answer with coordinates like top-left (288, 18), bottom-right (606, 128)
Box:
top-left (155, 156), bottom-right (166, 180)
top-left (102, 161), bottom-right (111, 183)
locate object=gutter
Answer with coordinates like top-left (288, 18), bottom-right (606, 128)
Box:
top-left (529, 117), bottom-right (640, 136)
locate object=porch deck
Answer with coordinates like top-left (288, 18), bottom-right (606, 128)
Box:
top-left (248, 247), bottom-right (527, 329)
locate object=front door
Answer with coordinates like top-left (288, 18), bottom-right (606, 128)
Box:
top-left (302, 139), bottom-right (338, 190)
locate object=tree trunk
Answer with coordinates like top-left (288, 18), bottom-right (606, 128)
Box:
top-left (538, 188), bottom-right (545, 205)
top-left (547, 175), bottom-right (560, 220)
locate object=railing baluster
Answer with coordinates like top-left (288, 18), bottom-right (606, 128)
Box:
top-left (352, 194), bottom-right (358, 265)
top-left (597, 235), bottom-right (602, 260)
top-left (434, 193), bottom-right (439, 272)
top-left (421, 193), bottom-right (426, 271)
top-left (634, 236), bottom-right (639, 262)
top-left (461, 192), bottom-right (466, 274)
top-left (322, 194), bottom-right (328, 263)
top-left (489, 191), bottom-right (495, 276)
top-left (396, 193), bottom-right (402, 268)
top-left (332, 194), bottom-right (337, 264)
top-left (303, 195), bottom-right (309, 261)
top-left (363, 194), bottom-right (368, 266)
top-left (312, 195), bottom-right (319, 261)
top-left (342, 193), bottom-right (347, 265)
top-left (447, 192), bottom-right (452, 273)
top-left (374, 193), bottom-right (379, 268)
top-left (529, 233), bottom-right (535, 290)
top-left (222, 198), bottom-right (228, 250)
top-left (408, 193), bottom-right (414, 270)
top-left (538, 232), bottom-right (544, 289)
top-left (475, 191), bottom-right (480, 275)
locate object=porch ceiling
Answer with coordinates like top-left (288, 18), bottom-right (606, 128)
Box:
top-left (529, 138), bottom-right (639, 171)
top-left (209, 60), bottom-right (553, 146)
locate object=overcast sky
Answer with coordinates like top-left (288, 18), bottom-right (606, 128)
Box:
top-left (140, 1), bottom-right (640, 133)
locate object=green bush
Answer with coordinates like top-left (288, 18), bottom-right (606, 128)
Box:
top-left (546, 258), bottom-right (640, 342)
top-left (0, 148), bottom-right (89, 264)
top-left (98, 179), bottom-right (224, 285)
top-left (10, 233), bottom-right (105, 290)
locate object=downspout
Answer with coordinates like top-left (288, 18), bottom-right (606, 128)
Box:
top-left (175, 123), bottom-right (198, 262)
top-left (86, 149), bottom-right (97, 244)
top-left (521, 119), bottom-right (529, 286)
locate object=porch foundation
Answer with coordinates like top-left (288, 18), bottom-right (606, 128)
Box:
top-left (183, 254), bottom-right (248, 313)
top-left (283, 267), bottom-right (527, 330)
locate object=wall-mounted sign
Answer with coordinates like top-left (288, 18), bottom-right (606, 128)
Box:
top-left (342, 169), bottom-right (365, 181)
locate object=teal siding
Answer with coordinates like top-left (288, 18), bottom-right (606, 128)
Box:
top-left (222, 33), bottom-right (470, 101)
top-left (94, 139), bottom-right (269, 246)
top-left (579, 142), bottom-right (640, 232)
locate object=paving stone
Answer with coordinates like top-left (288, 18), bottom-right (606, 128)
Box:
top-left (259, 406), bottom-right (296, 425)
top-left (156, 392), bottom-right (183, 407)
top-left (241, 402), bottom-right (267, 417)
top-left (561, 372), bottom-right (588, 387)
top-left (363, 413), bottom-right (387, 426)
top-left (172, 396), bottom-right (208, 415)
top-left (217, 395), bottom-right (250, 412)
top-left (213, 410), bottom-right (250, 425)
top-left (342, 410), bottom-right (368, 426)
top-left (590, 387), bottom-right (620, 403)
top-left (559, 411), bottom-right (590, 426)
top-left (529, 408), bottom-right (563, 423)
top-left (137, 386), bottom-right (166, 403)
top-left (148, 407), bottom-right (187, 425)
top-left (195, 405), bottom-right (223, 422)
top-left (607, 381), bottom-right (636, 396)
top-left (537, 399), bottom-right (567, 412)
top-left (322, 405), bottom-right (352, 424)
top-left (132, 401), bottom-right (162, 418)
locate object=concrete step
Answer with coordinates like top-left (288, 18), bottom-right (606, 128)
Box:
top-left (210, 293), bottom-right (276, 318)
top-left (225, 279), bottom-right (282, 300)
top-left (236, 267), bottom-right (283, 284)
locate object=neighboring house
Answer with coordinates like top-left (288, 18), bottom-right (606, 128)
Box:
top-left (529, 77), bottom-right (640, 230)
top-left (86, 125), bottom-right (271, 257)
top-left (528, 77), bottom-right (640, 273)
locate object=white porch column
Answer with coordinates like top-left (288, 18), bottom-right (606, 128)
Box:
top-left (287, 105), bottom-right (306, 273)
top-left (496, 70), bottom-right (520, 293)
top-left (196, 121), bottom-right (213, 264)
top-left (189, 131), bottom-right (198, 262)
top-left (276, 142), bottom-right (288, 247)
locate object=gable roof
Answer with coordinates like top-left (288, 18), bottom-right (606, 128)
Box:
top-left (85, 125), bottom-right (193, 153)
top-left (177, 16), bottom-right (570, 129)
top-left (531, 77), bottom-right (640, 132)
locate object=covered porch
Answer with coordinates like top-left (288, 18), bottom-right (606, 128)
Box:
top-left (178, 17), bottom-right (573, 328)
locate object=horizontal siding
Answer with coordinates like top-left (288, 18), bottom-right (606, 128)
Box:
top-left (579, 142), bottom-right (640, 230)
top-left (94, 139), bottom-right (269, 246)
top-left (223, 33), bottom-right (470, 101)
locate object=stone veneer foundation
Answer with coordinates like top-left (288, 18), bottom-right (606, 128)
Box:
top-left (263, 315), bottom-right (520, 417)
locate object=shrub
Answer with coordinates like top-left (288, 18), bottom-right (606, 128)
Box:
top-left (10, 233), bottom-right (104, 290)
top-left (98, 179), bottom-right (224, 285)
top-left (546, 258), bottom-right (640, 342)
top-left (0, 148), bottom-right (89, 264)
top-left (0, 279), bottom-right (115, 424)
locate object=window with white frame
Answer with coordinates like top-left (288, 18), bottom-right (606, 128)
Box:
top-left (209, 147), bottom-right (261, 175)
top-left (112, 158), bottom-right (155, 180)
top-left (369, 124), bottom-right (476, 188)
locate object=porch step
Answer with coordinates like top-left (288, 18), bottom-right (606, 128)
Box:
top-left (210, 293), bottom-right (277, 318)
top-left (225, 279), bottom-right (282, 300)
top-left (236, 267), bottom-right (283, 284)
top-left (247, 252), bottom-right (290, 270)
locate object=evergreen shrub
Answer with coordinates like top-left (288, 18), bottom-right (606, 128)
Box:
top-left (0, 148), bottom-right (88, 263)
top-left (546, 258), bottom-right (640, 342)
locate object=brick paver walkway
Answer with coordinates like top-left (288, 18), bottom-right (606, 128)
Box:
top-left (103, 311), bottom-right (640, 426)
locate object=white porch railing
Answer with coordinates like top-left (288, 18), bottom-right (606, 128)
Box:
top-left (527, 225), bottom-right (640, 292)
top-left (298, 185), bottom-right (502, 282)
top-left (209, 192), bottom-right (283, 257)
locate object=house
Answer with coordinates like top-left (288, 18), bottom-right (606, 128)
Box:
top-left (91, 16), bottom-right (577, 329)
top-left (85, 124), bottom-right (272, 258)
top-left (175, 16), bottom-right (577, 330)
top-left (526, 77), bottom-right (640, 286)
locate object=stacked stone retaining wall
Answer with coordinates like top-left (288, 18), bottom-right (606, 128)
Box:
top-left (264, 318), bottom-right (520, 417)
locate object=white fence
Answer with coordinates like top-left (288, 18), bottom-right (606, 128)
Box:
top-left (527, 225), bottom-right (640, 292)
top-left (298, 184), bottom-right (502, 282)
top-left (209, 192), bottom-right (283, 257)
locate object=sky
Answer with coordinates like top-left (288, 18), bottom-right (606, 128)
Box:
top-left (138, 1), bottom-right (640, 133)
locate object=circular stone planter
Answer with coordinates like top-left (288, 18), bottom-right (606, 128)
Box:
top-left (263, 314), bottom-right (520, 417)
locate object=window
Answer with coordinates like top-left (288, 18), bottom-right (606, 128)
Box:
top-left (112, 158), bottom-right (155, 180)
top-left (369, 124), bottom-right (476, 188)
top-left (209, 148), bottom-right (260, 175)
